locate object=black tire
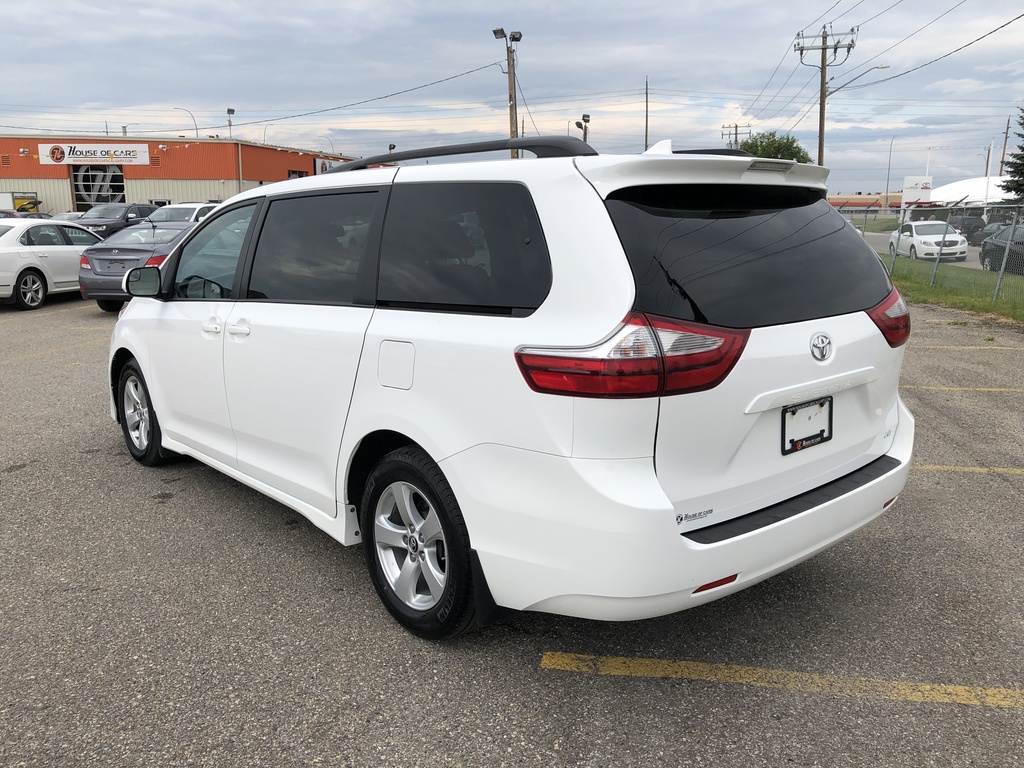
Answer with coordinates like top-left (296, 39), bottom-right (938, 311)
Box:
top-left (981, 253), bottom-right (993, 271)
top-left (361, 447), bottom-right (476, 639)
top-left (909, 246), bottom-right (918, 260)
top-left (14, 269), bottom-right (47, 310)
top-left (117, 359), bottom-right (173, 466)
top-left (889, 243), bottom-right (897, 258)
top-left (97, 299), bottom-right (125, 312)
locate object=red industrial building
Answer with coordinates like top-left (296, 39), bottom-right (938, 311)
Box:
top-left (0, 135), bottom-right (351, 215)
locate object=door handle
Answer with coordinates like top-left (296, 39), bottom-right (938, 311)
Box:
top-left (227, 324), bottom-right (251, 337)
top-left (201, 322), bottom-right (222, 334)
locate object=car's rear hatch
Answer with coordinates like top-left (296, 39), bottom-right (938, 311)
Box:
top-left (576, 149), bottom-right (908, 533)
top-left (85, 245), bottom-right (159, 276)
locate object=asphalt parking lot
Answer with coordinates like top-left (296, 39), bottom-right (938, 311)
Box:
top-left (1, 294), bottom-right (1022, 767)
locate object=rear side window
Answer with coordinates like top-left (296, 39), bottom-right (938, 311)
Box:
top-left (378, 182), bottom-right (551, 315)
top-left (247, 192), bottom-right (380, 305)
top-left (606, 185), bottom-right (892, 328)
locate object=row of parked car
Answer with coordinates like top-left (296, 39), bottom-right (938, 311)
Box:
top-left (887, 219), bottom-right (1023, 274)
top-left (1, 202), bottom-right (217, 310)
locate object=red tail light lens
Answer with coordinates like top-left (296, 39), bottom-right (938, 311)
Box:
top-left (144, 254), bottom-right (168, 267)
top-left (516, 313), bottom-right (749, 398)
top-left (867, 287), bottom-right (910, 347)
top-left (79, 254), bottom-right (91, 270)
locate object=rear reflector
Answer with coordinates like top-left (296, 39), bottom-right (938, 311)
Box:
top-left (867, 287), bottom-right (910, 347)
top-left (693, 574), bottom-right (739, 594)
top-left (516, 313), bottom-right (749, 398)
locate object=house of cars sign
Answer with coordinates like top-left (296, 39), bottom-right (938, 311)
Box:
top-left (38, 144), bottom-right (151, 165)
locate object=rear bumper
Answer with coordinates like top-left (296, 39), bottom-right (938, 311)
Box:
top-left (443, 398), bottom-right (914, 621)
top-left (79, 272), bottom-right (129, 300)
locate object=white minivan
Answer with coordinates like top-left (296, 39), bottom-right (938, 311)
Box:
top-left (109, 137), bottom-right (914, 638)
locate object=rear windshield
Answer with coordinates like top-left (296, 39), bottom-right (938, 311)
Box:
top-left (105, 226), bottom-right (187, 245)
top-left (606, 185), bottom-right (892, 328)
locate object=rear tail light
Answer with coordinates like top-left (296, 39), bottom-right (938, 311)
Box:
top-left (867, 287), bottom-right (910, 347)
top-left (79, 254), bottom-right (91, 270)
top-left (515, 313), bottom-right (749, 398)
top-left (144, 254), bottom-right (168, 267)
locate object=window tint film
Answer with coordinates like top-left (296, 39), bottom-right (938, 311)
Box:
top-left (378, 182), bottom-right (551, 315)
top-left (247, 191), bottom-right (380, 304)
top-left (606, 185), bottom-right (892, 328)
top-left (174, 204), bottom-right (256, 300)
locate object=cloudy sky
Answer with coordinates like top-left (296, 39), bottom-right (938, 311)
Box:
top-left (3, 0), bottom-right (1022, 194)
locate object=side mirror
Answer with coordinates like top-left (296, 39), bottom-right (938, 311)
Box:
top-left (123, 266), bottom-right (162, 297)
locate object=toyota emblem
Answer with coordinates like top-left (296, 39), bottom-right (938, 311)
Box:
top-left (810, 333), bottom-right (833, 361)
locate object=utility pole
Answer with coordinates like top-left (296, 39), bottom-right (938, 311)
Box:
top-left (795, 26), bottom-right (857, 166)
top-left (721, 123), bottom-right (750, 150)
top-left (493, 28), bottom-right (522, 158)
top-left (999, 114), bottom-right (1011, 176)
top-left (638, 77), bottom-right (647, 151)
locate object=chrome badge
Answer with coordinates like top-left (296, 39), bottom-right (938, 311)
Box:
top-left (810, 333), bottom-right (833, 361)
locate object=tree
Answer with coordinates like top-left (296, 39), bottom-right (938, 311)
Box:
top-left (1001, 107), bottom-right (1024, 201)
top-left (739, 131), bottom-right (812, 163)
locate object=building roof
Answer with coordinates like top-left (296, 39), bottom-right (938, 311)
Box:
top-left (927, 176), bottom-right (1010, 206)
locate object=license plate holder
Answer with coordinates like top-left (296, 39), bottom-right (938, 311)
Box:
top-left (782, 396), bottom-right (833, 455)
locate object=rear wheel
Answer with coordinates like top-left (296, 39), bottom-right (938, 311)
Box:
top-left (15, 270), bottom-right (46, 310)
top-left (361, 447), bottom-right (476, 639)
top-left (97, 299), bottom-right (125, 312)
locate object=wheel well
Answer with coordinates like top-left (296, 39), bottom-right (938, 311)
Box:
top-left (109, 349), bottom-right (135, 422)
top-left (346, 430), bottom-right (420, 513)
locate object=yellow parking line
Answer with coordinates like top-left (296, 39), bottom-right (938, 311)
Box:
top-left (540, 653), bottom-right (1024, 709)
top-left (0, 338), bottom-right (107, 365)
top-left (901, 385), bottom-right (1022, 392)
top-left (913, 465), bottom-right (1024, 476)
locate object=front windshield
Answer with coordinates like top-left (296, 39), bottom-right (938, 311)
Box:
top-left (914, 223), bottom-right (956, 237)
top-left (81, 205), bottom-right (124, 219)
top-left (147, 207), bottom-right (192, 222)
top-left (105, 226), bottom-right (185, 245)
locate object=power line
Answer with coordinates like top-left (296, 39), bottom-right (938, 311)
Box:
top-left (843, 12), bottom-right (1024, 90)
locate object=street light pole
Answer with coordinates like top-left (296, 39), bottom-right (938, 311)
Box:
top-left (226, 108), bottom-right (235, 140)
top-left (884, 136), bottom-right (896, 211)
top-left (321, 135), bottom-right (336, 154)
top-left (574, 114), bottom-right (590, 143)
top-left (493, 27), bottom-right (522, 158)
top-left (174, 107), bottom-right (199, 138)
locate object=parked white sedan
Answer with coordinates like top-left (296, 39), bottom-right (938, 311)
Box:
top-left (888, 221), bottom-right (968, 261)
top-left (0, 219), bottom-right (101, 309)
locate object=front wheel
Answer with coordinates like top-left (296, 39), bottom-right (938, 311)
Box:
top-left (15, 270), bottom-right (46, 310)
top-left (889, 243), bottom-right (897, 258)
top-left (117, 360), bottom-right (174, 465)
top-left (97, 299), bottom-right (124, 312)
top-left (909, 246), bottom-right (918, 259)
top-left (361, 447), bottom-right (476, 639)
top-left (980, 253), bottom-right (994, 271)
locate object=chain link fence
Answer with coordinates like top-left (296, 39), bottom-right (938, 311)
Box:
top-left (883, 203), bottom-right (1024, 312)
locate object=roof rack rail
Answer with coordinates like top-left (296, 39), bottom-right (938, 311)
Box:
top-left (328, 136), bottom-right (598, 173)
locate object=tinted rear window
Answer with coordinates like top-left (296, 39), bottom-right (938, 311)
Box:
top-left (606, 185), bottom-right (892, 328)
top-left (378, 182), bottom-right (551, 315)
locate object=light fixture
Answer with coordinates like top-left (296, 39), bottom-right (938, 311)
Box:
top-left (158, 144), bottom-right (168, 151)
top-left (509, 31), bottom-right (522, 42)
top-left (19, 148), bottom-right (30, 156)
top-left (492, 27), bottom-right (505, 39)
